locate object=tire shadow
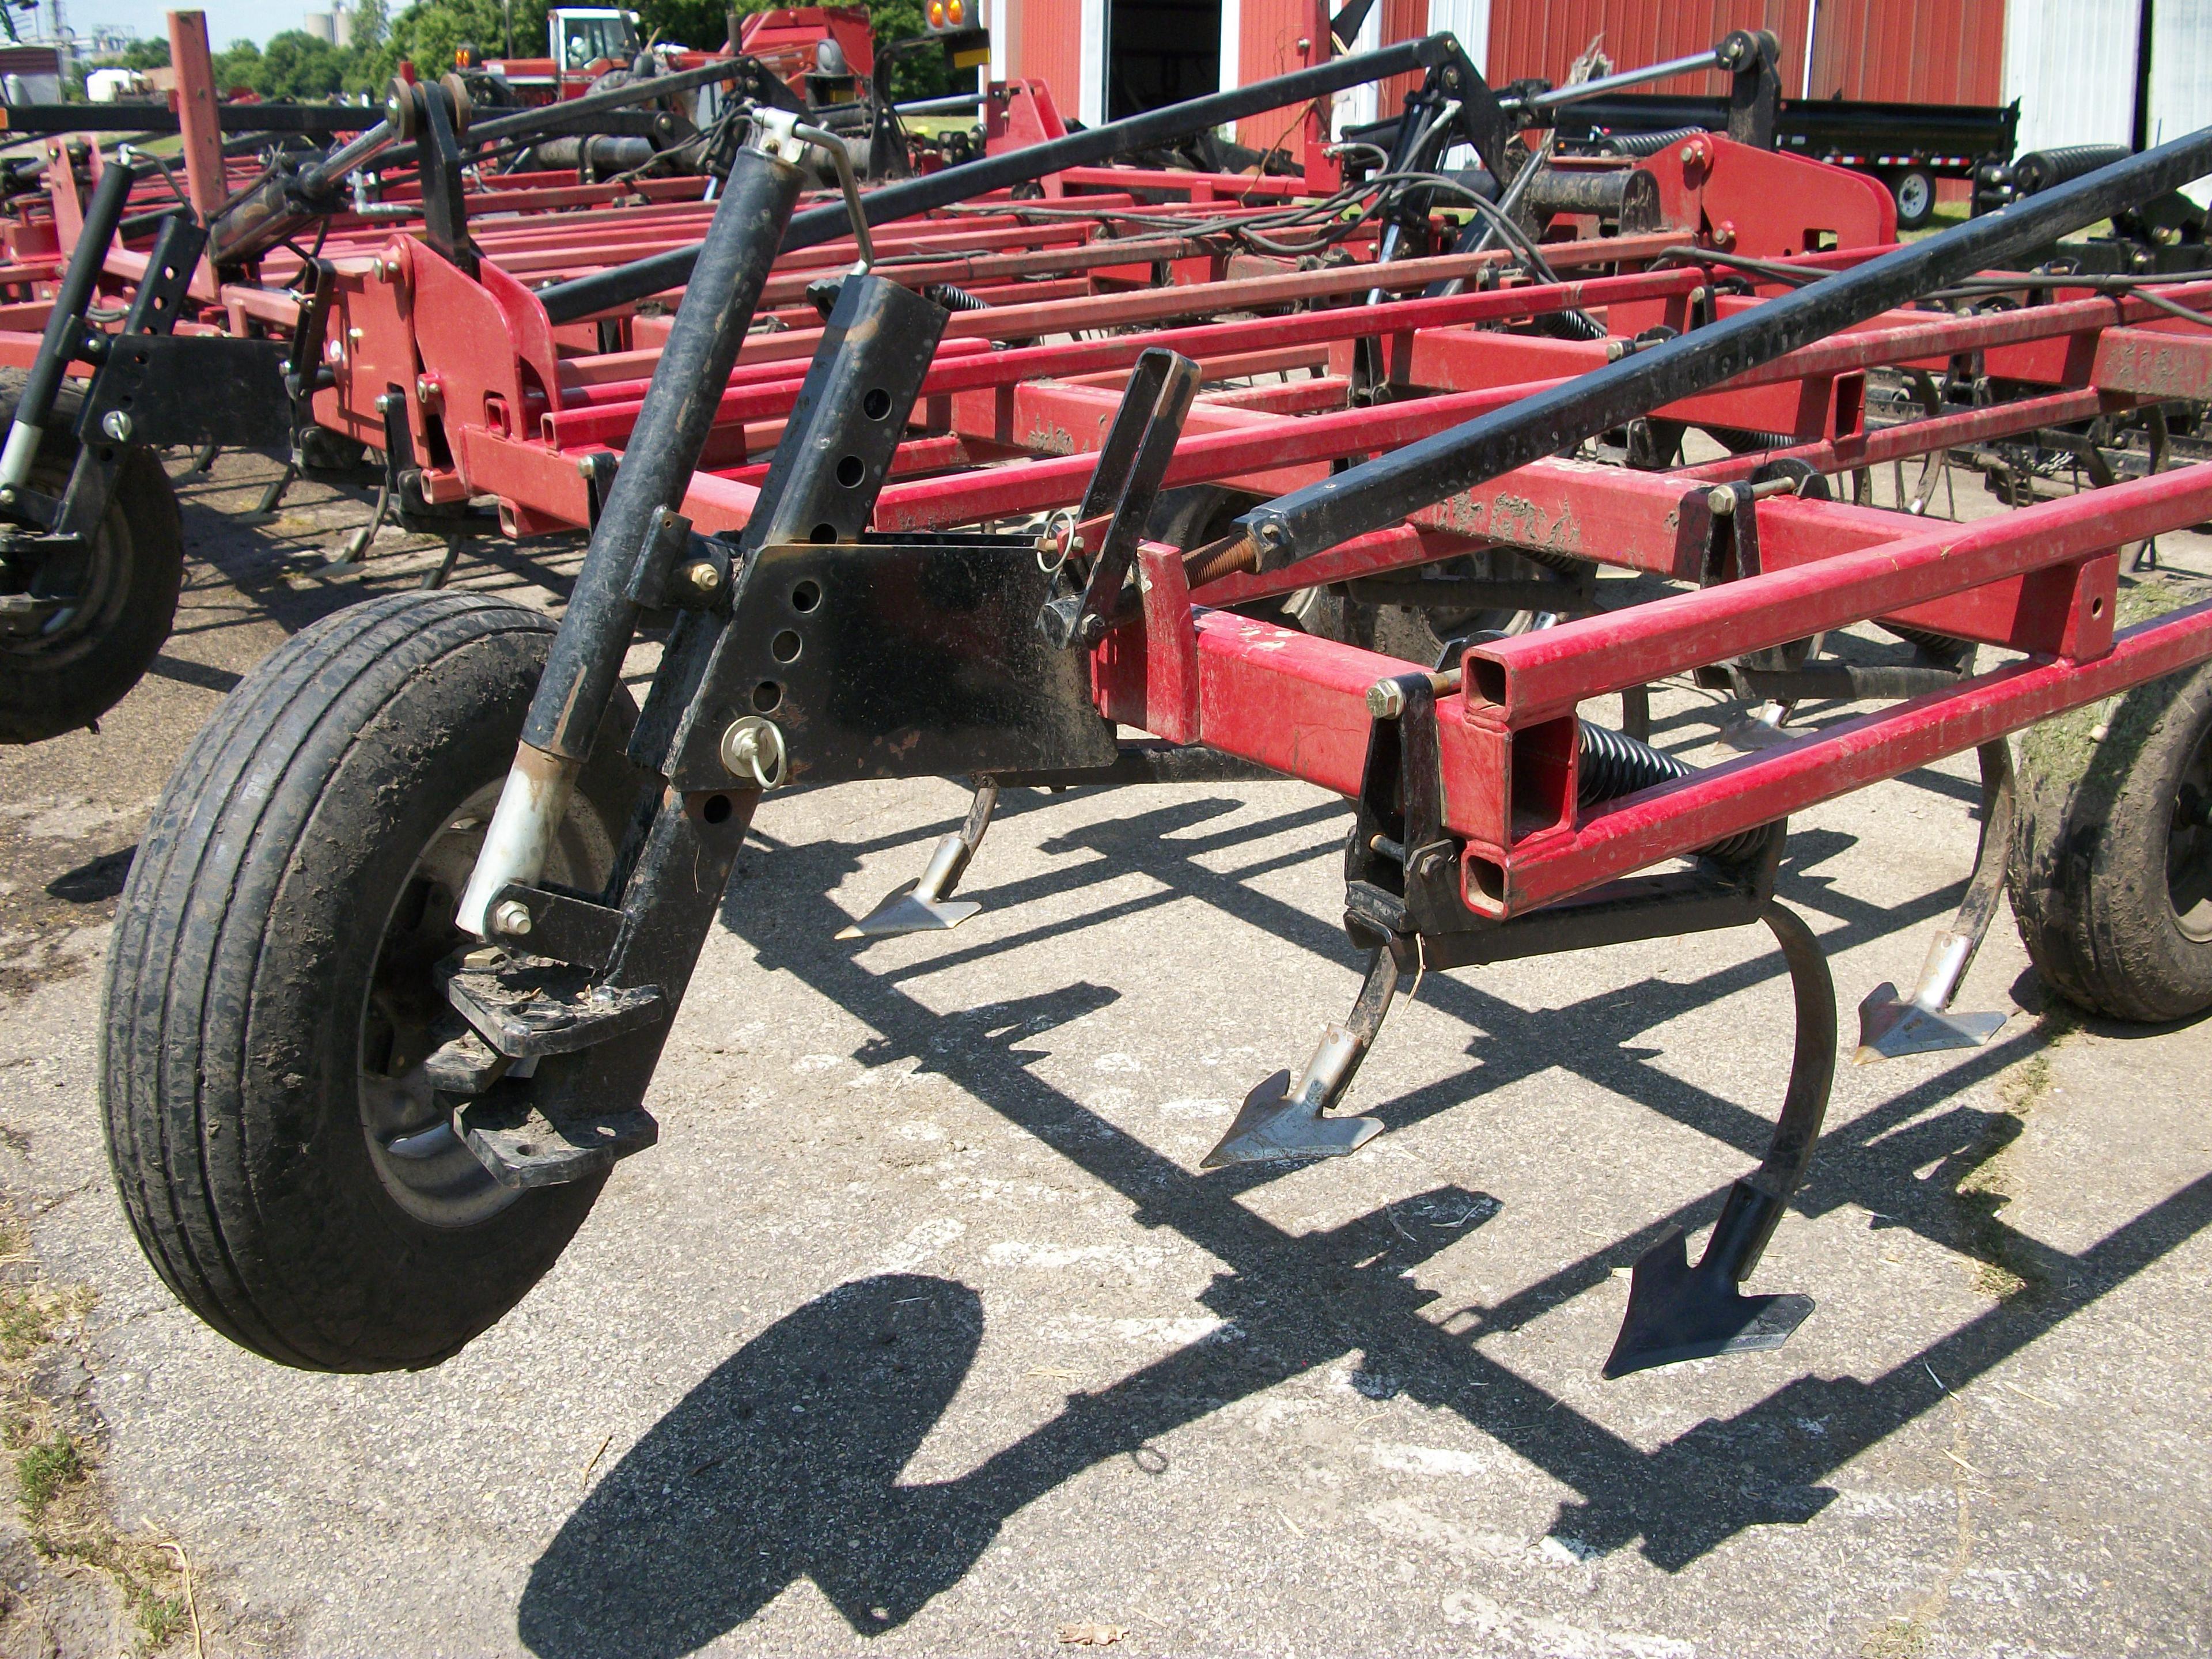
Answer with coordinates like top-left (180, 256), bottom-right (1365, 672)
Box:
top-left (518, 1274), bottom-right (987, 1657)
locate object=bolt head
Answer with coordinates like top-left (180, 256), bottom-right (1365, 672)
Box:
top-left (415, 376), bottom-right (437, 404)
top-left (489, 899), bottom-right (532, 937)
top-left (1681, 143), bottom-right (1697, 164)
top-left (100, 410), bottom-right (132, 442)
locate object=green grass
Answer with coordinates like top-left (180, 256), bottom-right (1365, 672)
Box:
top-left (17, 1430), bottom-right (81, 1521)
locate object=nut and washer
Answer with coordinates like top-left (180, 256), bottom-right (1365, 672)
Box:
top-left (100, 410), bottom-right (132, 442)
top-left (719, 716), bottom-right (788, 789)
top-left (683, 559), bottom-right (724, 596)
top-left (489, 899), bottom-right (532, 937)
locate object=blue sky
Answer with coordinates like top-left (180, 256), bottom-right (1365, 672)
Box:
top-left (71, 1), bottom-right (314, 52)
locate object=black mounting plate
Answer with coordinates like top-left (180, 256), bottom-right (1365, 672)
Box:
top-left (80, 335), bottom-right (291, 449)
top-left (673, 533), bottom-right (1120, 789)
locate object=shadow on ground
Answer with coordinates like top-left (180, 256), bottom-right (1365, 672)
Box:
top-left (516, 790), bottom-right (2212, 1652)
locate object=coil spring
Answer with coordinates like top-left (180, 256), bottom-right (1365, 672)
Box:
top-left (2012, 144), bottom-right (2131, 197)
top-left (922, 282), bottom-right (991, 313)
top-left (1601, 126), bottom-right (1706, 160)
top-left (1547, 307), bottom-right (1609, 342)
top-left (1577, 719), bottom-right (1771, 863)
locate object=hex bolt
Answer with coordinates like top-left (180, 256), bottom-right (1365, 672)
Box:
top-left (490, 899), bottom-right (532, 937)
top-left (1681, 143), bottom-right (1698, 164)
top-left (684, 559), bottom-right (723, 596)
top-left (100, 410), bottom-right (132, 442)
top-left (1410, 848), bottom-right (1450, 880)
top-left (1707, 486), bottom-right (1738, 516)
top-left (1367, 679), bottom-right (1408, 719)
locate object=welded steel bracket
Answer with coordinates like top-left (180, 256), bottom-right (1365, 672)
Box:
top-left (672, 533), bottom-right (1122, 791)
top-left (78, 334), bottom-right (292, 449)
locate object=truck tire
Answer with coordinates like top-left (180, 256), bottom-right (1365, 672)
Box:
top-left (0, 388), bottom-right (183, 743)
top-left (101, 592), bottom-right (646, 1371)
top-left (1889, 168), bottom-right (1937, 230)
top-left (2007, 654), bottom-right (2212, 1023)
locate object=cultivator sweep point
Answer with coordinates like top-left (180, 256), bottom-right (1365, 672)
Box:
top-left (62, 12), bottom-right (2212, 1388)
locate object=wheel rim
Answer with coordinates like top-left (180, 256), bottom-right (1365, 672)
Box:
top-left (357, 777), bottom-right (622, 1228)
top-left (1897, 173), bottom-right (1931, 221)
top-left (0, 449), bottom-right (130, 668)
top-left (2166, 717), bottom-right (2212, 942)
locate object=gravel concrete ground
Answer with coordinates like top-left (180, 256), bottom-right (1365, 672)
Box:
top-left (0, 444), bottom-right (2207, 1657)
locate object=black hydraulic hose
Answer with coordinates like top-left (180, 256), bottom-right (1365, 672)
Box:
top-left (0, 158), bottom-right (133, 493)
top-left (523, 141), bottom-right (806, 762)
top-left (1227, 124), bottom-right (2212, 570)
top-left (537, 33), bottom-right (1468, 323)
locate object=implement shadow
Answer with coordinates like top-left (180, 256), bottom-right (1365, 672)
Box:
top-left (520, 785), bottom-right (2212, 1651)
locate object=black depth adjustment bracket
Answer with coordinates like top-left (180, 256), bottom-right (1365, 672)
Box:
top-left (1718, 28), bottom-right (1783, 150)
top-left (1037, 347), bottom-right (1202, 649)
top-left (624, 505), bottom-right (733, 613)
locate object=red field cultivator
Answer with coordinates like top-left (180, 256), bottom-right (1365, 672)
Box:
top-left (53, 21), bottom-right (2212, 1383)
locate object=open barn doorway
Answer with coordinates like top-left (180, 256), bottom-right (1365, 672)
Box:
top-left (1107, 0), bottom-right (1221, 119)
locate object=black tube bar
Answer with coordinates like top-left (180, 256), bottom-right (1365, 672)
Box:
top-left (0, 160), bottom-right (134, 494)
top-left (537, 33), bottom-right (1471, 323)
top-left (1231, 126), bottom-right (2212, 568)
top-left (523, 138), bottom-right (806, 763)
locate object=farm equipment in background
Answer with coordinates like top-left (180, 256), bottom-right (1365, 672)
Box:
top-left (63, 16), bottom-right (2212, 1406)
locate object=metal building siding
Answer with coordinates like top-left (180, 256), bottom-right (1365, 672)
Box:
top-left (1230, 0), bottom-right (1324, 142)
top-left (1803, 0), bottom-right (2003, 103)
top-left (2002, 0), bottom-right (2141, 151)
top-left (2147, 0), bottom-right (2212, 150)
top-left (1427, 0), bottom-right (1493, 70)
top-left (1482, 1), bottom-right (1812, 94)
top-left (1007, 0), bottom-right (1086, 115)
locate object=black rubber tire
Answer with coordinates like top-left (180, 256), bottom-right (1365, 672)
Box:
top-left (2007, 655), bottom-right (2212, 1023)
top-left (101, 592), bottom-right (646, 1371)
top-left (0, 389), bottom-right (183, 744)
top-left (1889, 167), bottom-right (1937, 230)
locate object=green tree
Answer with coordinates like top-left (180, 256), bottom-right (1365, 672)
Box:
top-left (369, 0), bottom-right (959, 93)
top-left (351, 0), bottom-right (389, 47)
top-left (257, 29), bottom-right (351, 97)
top-left (210, 37), bottom-right (262, 92)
